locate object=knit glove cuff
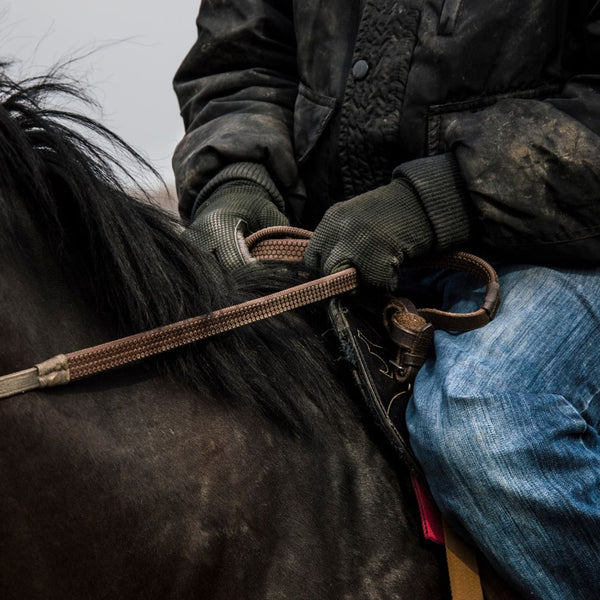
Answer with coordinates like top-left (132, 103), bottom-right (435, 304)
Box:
top-left (393, 153), bottom-right (473, 251)
top-left (191, 162), bottom-right (286, 219)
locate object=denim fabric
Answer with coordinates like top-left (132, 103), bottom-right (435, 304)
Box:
top-left (406, 264), bottom-right (600, 600)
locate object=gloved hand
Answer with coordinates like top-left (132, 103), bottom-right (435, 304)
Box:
top-left (184, 180), bottom-right (289, 270)
top-left (305, 178), bottom-right (434, 290)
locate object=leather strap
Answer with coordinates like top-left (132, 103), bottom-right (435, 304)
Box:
top-left (414, 251), bottom-right (500, 331)
top-left (0, 267), bottom-right (357, 398)
top-left (248, 227), bottom-right (500, 331)
top-left (0, 227), bottom-right (499, 399)
top-left (443, 519), bottom-right (485, 600)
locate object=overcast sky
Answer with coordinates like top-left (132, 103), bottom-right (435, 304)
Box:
top-left (1, 1), bottom-right (201, 187)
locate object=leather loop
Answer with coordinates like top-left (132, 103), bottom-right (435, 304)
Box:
top-left (414, 251), bottom-right (500, 331)
top-left (248, 228), bottom-right (500, 333)
top-left (383, 298), bottom-right (434, 385)
top-left (246, 225), bottom-right (313, 262)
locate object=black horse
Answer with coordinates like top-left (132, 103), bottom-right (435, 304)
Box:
top-left (0, 71), bottom-right (519, 599)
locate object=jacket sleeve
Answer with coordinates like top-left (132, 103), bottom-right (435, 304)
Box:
top-left (172, 0), bottom-right (301, 219)
top-left (399, 3), bottom-right (600, 264)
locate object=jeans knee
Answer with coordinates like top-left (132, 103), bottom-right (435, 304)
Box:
top-left (407, 370), bottom-right (502, 479)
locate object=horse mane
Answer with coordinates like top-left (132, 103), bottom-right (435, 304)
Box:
top-left (0, 67), bottom-right (350, 436)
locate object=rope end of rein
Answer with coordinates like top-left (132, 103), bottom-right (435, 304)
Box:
top-left (0, 354), bottom-right (70, 399)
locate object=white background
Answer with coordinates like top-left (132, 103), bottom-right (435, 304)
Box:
top-left (1, 1), bottom-right (201, 192)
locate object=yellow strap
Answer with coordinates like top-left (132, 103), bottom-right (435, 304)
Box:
top-left (443, 519), bottom-right (484, 600)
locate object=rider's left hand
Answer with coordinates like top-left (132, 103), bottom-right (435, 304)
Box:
top-left (305, 178), bottom-right (435, 290)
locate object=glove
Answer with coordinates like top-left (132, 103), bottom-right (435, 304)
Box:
top-left (183, 180), bottom-right (289, 270)
top-left (305, 178), bottom-right (434, 290)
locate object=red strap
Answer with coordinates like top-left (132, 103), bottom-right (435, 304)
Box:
top-left (410, 472), bottom-right (445, 545)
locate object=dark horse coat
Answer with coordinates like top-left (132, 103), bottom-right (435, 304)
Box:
top-left (0, 74), bottom-right (522, 598)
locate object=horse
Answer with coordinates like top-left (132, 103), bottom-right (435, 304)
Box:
top-left (0, 69), bottom-right (520, 599)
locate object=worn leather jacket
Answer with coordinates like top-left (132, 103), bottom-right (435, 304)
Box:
top-left (173, 0), bottom-right (600, 263)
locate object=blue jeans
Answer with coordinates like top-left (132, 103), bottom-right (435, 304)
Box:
top-left (406, 264), bottom-right (600, 600)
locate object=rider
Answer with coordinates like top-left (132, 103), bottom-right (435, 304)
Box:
top-left (172, 2), bottom-right (600, 598)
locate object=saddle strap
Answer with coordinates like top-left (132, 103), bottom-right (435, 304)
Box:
top-left (444, 520), bottom-right (485, 600)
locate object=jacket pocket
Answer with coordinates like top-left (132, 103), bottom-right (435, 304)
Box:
top-left (426, 84), bottom-right (561, 155)
top-left (293, 82), bottom-right (337, 164)
top-left (438, 0), bottom-right (463, 35)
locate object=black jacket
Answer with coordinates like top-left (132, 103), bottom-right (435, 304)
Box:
top-left (173, 0), bottom-right (600, 263)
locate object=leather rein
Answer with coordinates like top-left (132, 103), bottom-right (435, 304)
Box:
top-left (0, 226), bottom-right (499, 399)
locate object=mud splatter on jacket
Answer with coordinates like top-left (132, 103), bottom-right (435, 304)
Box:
top-left (173, 0), bottom-right (600, 263)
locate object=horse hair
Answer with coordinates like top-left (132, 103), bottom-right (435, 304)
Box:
top-left (0, 67), bottom-right (351, 437)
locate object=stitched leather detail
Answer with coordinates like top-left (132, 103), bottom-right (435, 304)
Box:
top-left (338, 1), bottom-right (421, 198)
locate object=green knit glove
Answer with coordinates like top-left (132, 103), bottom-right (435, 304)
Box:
top-left (305, 179), bottom-right (434, 290)
top-left (183, 180), bottom-right (289, 270)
